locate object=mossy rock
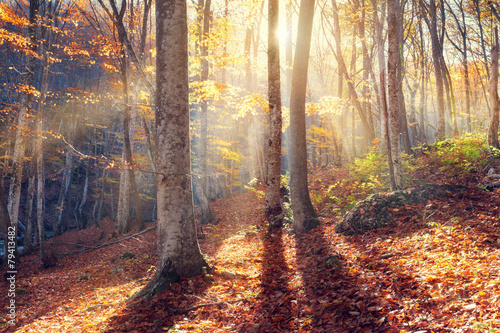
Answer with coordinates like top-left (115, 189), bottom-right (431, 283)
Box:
top-left (334, 184), bottom-right (467, 235)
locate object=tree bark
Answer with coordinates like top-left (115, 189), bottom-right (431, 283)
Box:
top-left (8, 0), bottom-right (39, 244)
top-left (135, 0), bottom-right (206, 299)
top-left (388, 0), bottom-right (404, 190)
top-left (265, 0), bottom-right (283, 229)
top-left (372, 0), bottom-right (396, 189)
top-left (488, 26), bottom-right (500, 149)
top-left (199, 0), bottom-right (212, 222)
top-left (289, 0), bottom-right (318, 232)
top-left (424, 0), bottom-right (446, 141)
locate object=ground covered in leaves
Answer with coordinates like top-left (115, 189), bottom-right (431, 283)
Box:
top-left (3, 152), bottom-right (500, 332)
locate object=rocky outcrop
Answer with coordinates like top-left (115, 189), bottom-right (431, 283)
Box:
top-left (334, 184), bottom-right (467, 235)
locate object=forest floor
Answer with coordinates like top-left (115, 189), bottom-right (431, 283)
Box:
top-left (3, 151), bottom-right (500, 332)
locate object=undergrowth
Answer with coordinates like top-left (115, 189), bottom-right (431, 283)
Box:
top-left (312, 133), bottom-right (492, 216)
top-left (419, 133), bottom-right (490, 181)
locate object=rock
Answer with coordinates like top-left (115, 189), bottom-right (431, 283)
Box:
top-left (109, 266), bottom-right (123, 275)
top-left (118, 251), bottom-right (136, 259)
top-left (334, 184), bottom-right (467, 235)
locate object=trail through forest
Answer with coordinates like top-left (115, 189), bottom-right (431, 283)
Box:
top-left (3, 154), bottom-right (500, 332)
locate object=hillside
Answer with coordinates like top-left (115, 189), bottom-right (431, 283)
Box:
top-left (2, 142), bottom-right (500, 332)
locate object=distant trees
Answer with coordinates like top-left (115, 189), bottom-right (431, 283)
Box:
top-left (2, 0), bottom-right (500, 267)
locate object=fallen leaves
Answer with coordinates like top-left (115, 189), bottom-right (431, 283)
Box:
top-left (3, 159), bottom-right (500, 332)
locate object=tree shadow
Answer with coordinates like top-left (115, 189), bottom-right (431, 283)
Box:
top-left (293, 219), bottom-right (414, 332)
top-left (239, 227), bottom-right (297, 332)
top-left (103, 274), bottom-right (212, 332)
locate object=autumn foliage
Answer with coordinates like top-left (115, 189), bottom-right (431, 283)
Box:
top-left (1, 141), bottom-right (500, 332)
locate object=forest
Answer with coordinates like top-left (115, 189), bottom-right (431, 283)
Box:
top-left (2, 0), bottom-right (500, 331)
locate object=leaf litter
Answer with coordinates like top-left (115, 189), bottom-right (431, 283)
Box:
top-left (2, 160), bottom-right (500, 332)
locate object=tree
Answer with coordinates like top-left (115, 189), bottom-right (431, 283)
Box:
top-left (371, 0), bottom-right (396, 189)
top-left (264, 0), bottom-right (283, 229)
top-left (289, 0), bottom-right (318, 232)
top-left (488, 26), bottom-right (500, 149)
top-left (387, 0), bottom-right (404, 190)
top-left (7, 0), bottom-right (39, 243)
top-left (134, 0), bottom-right (207, 299)
top-left (422, 0), bottom-right (446, 141)
top-left (198, 0), bottom-right (212, 223)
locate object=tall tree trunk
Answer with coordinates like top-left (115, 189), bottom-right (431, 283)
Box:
top-left (135, 0), bottom-right (206, 299)
top-left (289, 0), bottom-right (318, 232)
top-left (24, 150), bottom-right (35, 254)
top-left (372, 0), bottom-right (396, 188)
top-left (55, 120), bottom-right (76, 235)
top-left (8, 0), bottom-right (39, 244)
top-left (425, 0), bottom-right (446, 140)
top-left (388, 0), bottom-right (404, 190)
top-left (285, 0), bottom-right (293, 107)
top-left (265, 0), bottom-right (283, 229)
top-left (36, 32), bottom-right (51, 262)
top-left (488, 26), bottom-right (500, 149)
top-left (199, 0), bottom-right (212, 223)
top-left (418, 22), bottom-right (428, 143)
top-left (396, 0), bottom-right (411, 154)
top-left (116, 150), bottom-right (130, 233)
top-left (120, 48), bottom-right (145, 232)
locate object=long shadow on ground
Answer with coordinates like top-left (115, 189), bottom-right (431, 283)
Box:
top-left (238, 228), bottom-right (296, 332)
top-left (294, 219), bottom-right (406, 332)
top-left (103, 274), bottom-right (212, 332)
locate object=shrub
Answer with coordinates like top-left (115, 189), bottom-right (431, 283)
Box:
top-left (428, 133), bottom-right (489, 179)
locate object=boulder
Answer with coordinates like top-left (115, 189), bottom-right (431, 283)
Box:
top-left (334, 184), bottom-right (467, 235)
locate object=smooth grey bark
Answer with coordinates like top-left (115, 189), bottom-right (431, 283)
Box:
top-left (285, 0), bottom-right (293, 106)
top-left (371, 0), bottom-right (396, 189)
top-left (418, 22), bottom-right (428, 143)
top-left (8, 0), bottom-right (39, 241)
top-left (422, 0), bottom-right (446, 140)
top-left (396, 0), bottom-right (411, 154)
top-left (55, 120), bottom-right (76, 235)
top-left (36, 26), bottom-right (52, 262)
top-left (387, 0), bottom-right (404, 190)
top-left (116, 150), bottom-right (130, 233)
top-left (289, 0), bottom-right (318, 232)
top-left (488, 26), bottom-right (500, 149)
top-left (265, 0), bottom-right (283, 229)
top-left (199, 0), bottom-right (211, 218)
top-left (24, 146), bottom-right (35, 254)
top-left (134, 0), bottom-right (206, 299)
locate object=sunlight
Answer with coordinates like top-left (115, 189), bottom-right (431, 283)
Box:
top-left (278, 26), bottom-right (289, 44)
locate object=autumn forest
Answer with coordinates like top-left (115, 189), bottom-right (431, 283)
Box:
top-left (2, 0), bottom-right (500, 331)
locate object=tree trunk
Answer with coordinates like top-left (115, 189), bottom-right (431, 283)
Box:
top-left (116, 150), bottom-right (130, 233)
top-left (265, 0), bottom-right (283, 229)
top-left (199, 0), bottom-right (212, 222)
top-left (426, 0), bottom-right (446, 141)
top-left (55, 120), bottom-right (76, 235)
top-left (387, 0), bottom-right (404, 190)
top-left (372, 0), bottom-right (396, 189)
top-left (8, 0), bottom-right (39, 243)
top-left (488, 26), bottom-right (500, 149)
top-left (396, 0), bottom-right (411, 154)
top-left (289, 0), bottom-right (318, 232)
top-left (135, 0), bottom-right (206, 299)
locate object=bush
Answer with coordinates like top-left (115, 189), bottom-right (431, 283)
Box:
top-left (429, 133), bottom-right (489, 179)
top-left (349, 147), bottom-right (389, 193)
